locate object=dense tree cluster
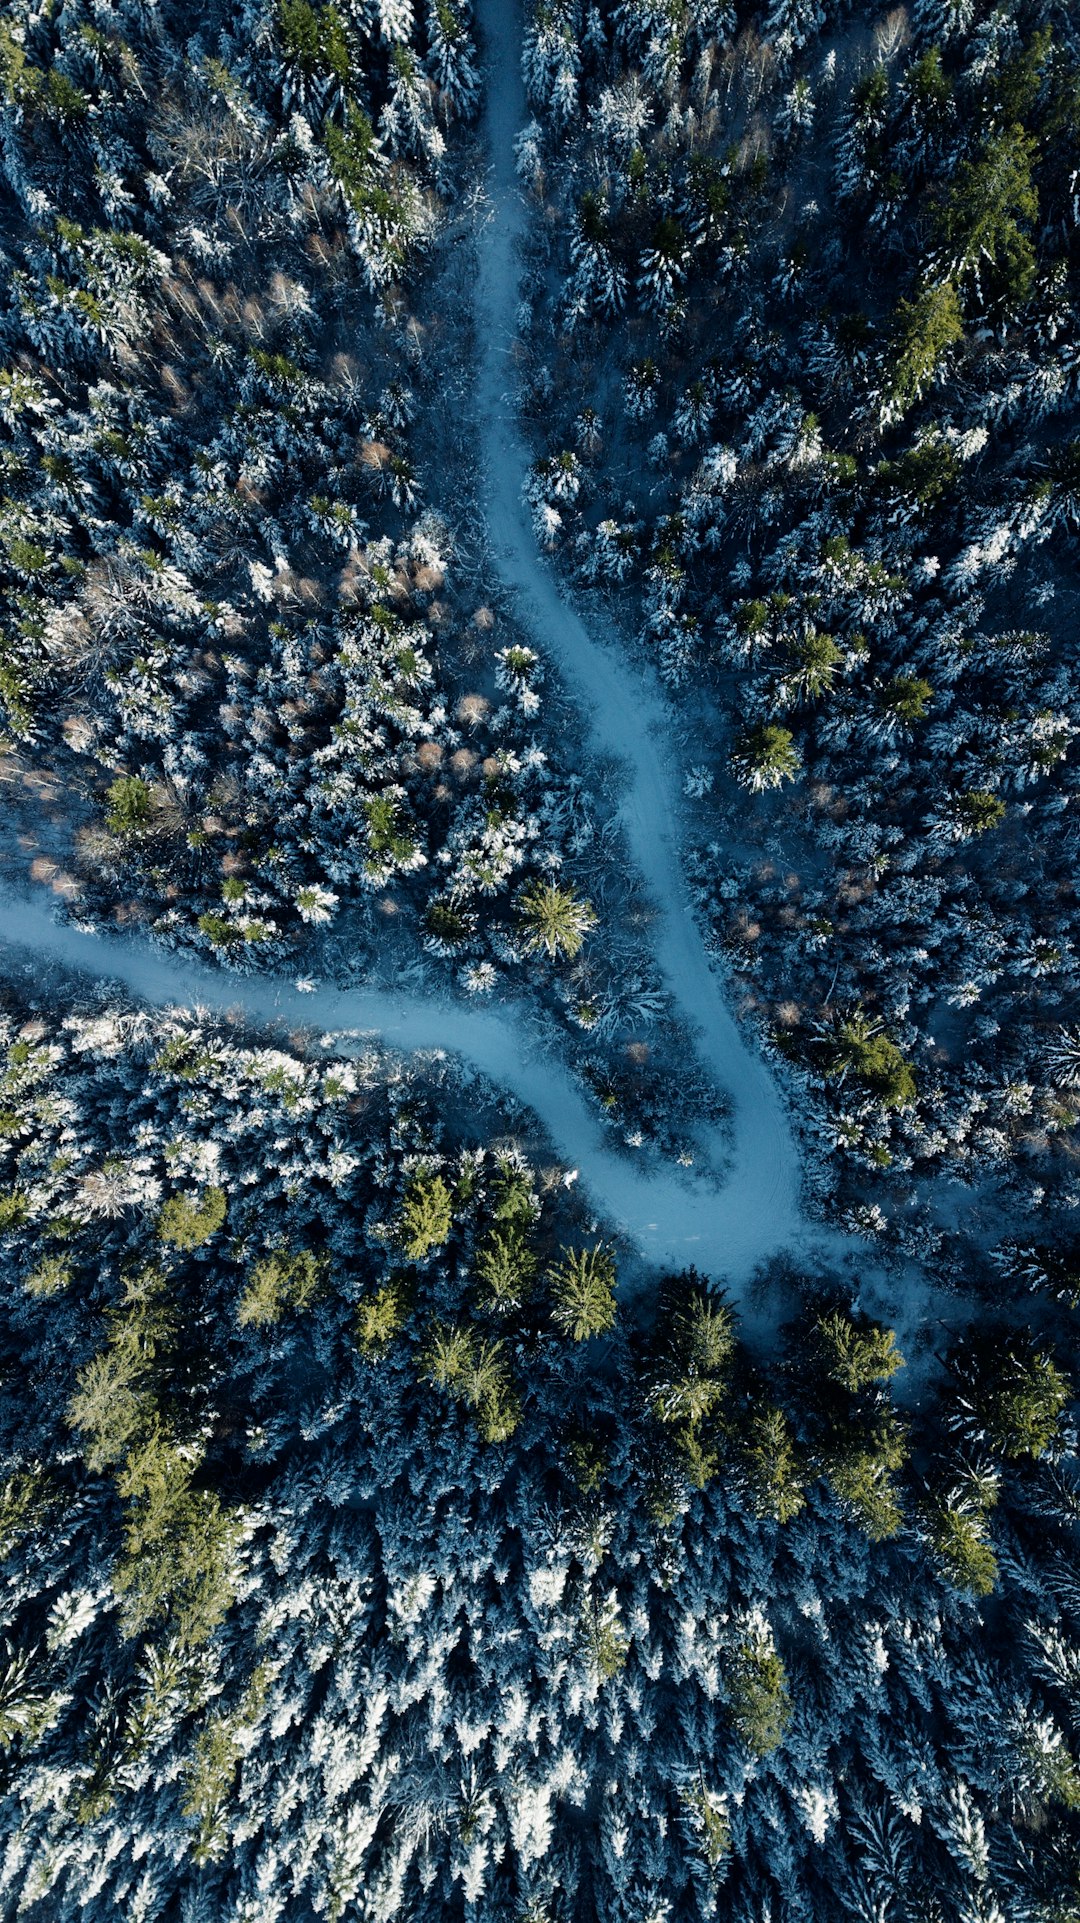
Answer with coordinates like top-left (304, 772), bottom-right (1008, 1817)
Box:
top-left (0, 0), bottom-right (621, 1010)
top-left (0, 0), bottom-right (738, 1178)
top-left (515, 0), bottom-right (1080, 1252)
top-left (2, 1), bottom-right (1080, 1916)
top-left (0, 978), bottom-right (1078, 1917)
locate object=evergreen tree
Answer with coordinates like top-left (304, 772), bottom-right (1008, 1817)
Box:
top-left (821, 1012), bottom-right (917, 1110)
top-left (812, 1308), bottom-right (905, 1394)
top-left (730, 722), bottom-right (802, 793)
top-left (885, 277), bottom-right (963, 417)
top-left (738, 1404), bottom-right (807, 1523)
top-left (397, 1170), bottom-right (453, 1259)
top-left (105, 774), bottom-right (152, 837)
top-left (923, 1500), bottom-right (998, 1597)
top-left (157, 1187), bottom-right (227, 1251)
top-left (938, 125), bottom-right (1039, 308)
top-left (547, 1244), bottom-right (617, 1341)
top-left (356, 1271), bottom-right (415, 1358)
top-left (725, 1614), bottom-right (792, 1757)
top-left (952, 1340), bottom-right (1071, 1461)
top-left (237, 1247), bottom-right (327, 1326)
top-left (517, 879), bottom-right (597, 959)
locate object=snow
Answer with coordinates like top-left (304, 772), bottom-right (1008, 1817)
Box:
top-left (471, 0), bottom-right (811, 1266)
top-left (0, 3), bottom-right (865, 1310)
top-left (0, 887), bottom-right (843, 1291)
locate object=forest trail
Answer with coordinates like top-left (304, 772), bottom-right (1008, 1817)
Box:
top-left (0, 889), bottom-right (836, 1290)
top-left (472, 0), bottom-right (806, 1255)
top-left (0, 6), bottom-right (859, 1307)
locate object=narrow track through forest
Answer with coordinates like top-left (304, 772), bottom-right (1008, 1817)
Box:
top-left (0, 6), bottom-right (851, 1296)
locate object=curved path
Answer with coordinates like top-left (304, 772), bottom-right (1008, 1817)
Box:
top-left (472, 0), bottom-right (803, 1244)
top-left (0, 7), bottom-right (846, 1303)
top-left (0, 890), bottom-right (821, 1288)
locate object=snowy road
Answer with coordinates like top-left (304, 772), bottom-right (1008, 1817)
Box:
top-left (0, 890), bottom-right (833, 1286)
top-left (472, 0), bottom-right (805, 1251)
top-left (0, 6), bottom-right (848, 1301)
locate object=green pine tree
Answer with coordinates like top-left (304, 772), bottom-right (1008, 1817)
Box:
top-left (726, 1631), bottom-right (791, 1757)
top-left (547, 1244), bottom-right (617, 1342)
top-left (813, 1308), bottom-right (905, 1394)
top-left (517, 879), bottom-right (597, 960)
top-left (397, 1171), bottom-right (453, 1260)
top-left (730, 723), bottom-right (802, 793)
top-left (157, 1187), bottom-right (227, 1251)
top-left (885, 278), bottom-right (963, 417)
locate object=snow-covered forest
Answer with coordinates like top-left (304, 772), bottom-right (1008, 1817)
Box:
top-left (1, 983), bottom-right (1078, 1917)
top-left (0, 0), bottom-right (1078, 1915)
top-left (516, 0), bottom-right (1080, 1257)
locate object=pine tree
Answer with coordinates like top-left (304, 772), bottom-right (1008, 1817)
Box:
top-left (725, 1615), bottom-right (791, 1756)
top-left (474, 1229), bottom-right (538, 1314)
top-left (105, 773), bottom-right (152, 837)
top-left (813, 1309), bottom-right (905, 1395)
top-left (952, 1340), bottom-right (1071, 1461)
top-left (426, 2), bottom-right (481, 118)
top-left (419, 1322), bottom-right (521, 1442)
top-left (517, 879), bottom-right (597, 959)
top-left (938, 125), bottom-right (1039, 309)
top-left (157, 1186), bottom-right (227, 1251)
top-left (355, 1271), bottom-right (415, 1358)
top-left (738, 1404), bottom-right (806, 1522)
top-left (730, 722), bottom-right (802, 793)
top-left (637, 216), bottom-right (691, 313)
top-left (822, 1408), bottom-right (908, 1540)
top-left (821, 1011), bottom-right (917, 1110)
top-left (923, 1501), bottom-right (998, 1597)
top-left (397, 1170), bottom-right (453, 1259)
top-left (237, 1247), bottom-right (327, 1326)
top-left (884, 278), bottom-right (963, 419)
top-left (648, 1273), bottom-right (734, 1427)
top-left (276, 0), bottom-right (351, 86)
top-left (547, 1244), bottom-right (617, 1342)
